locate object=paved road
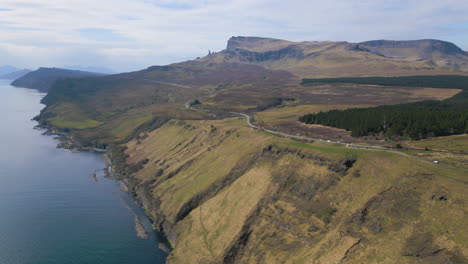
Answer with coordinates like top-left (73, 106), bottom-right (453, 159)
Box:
top-left (141, 79), bottom-right (193, 90)
top-left (186, 100), bottom-right (462, 170)
top-left (231, 112), bottom-right (389, 150)
top-left (232, 112), bottom-right (468, 171)
top-left (121, 77), bottom-right (463, 169)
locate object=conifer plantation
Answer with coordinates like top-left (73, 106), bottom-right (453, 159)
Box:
top-left (299, 76), bottom-right (468, 139)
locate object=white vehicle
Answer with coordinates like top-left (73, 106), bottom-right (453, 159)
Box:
top-left (432, 160), bottom-right (439, 164)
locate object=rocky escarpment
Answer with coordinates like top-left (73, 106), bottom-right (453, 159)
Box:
top-left (202, 36), bottom-right (468, 77)
top-left (224, 45), bottom-right (306, 63)
top-left (111, 118), bottom-right (467, 264)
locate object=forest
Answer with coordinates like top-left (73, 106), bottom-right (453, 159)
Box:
top-left (299, 76), bottom-right (468, 139)
top-left (301, 75), bottom-right (468, 90)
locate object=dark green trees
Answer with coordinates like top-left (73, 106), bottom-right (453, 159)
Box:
top-left (299, 76), bottom-right (468, 140)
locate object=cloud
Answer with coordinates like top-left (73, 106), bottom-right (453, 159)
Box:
top-left (0, 0), bottom-right (467, 72)
top-left (78, 28), bottom-right (132, 42)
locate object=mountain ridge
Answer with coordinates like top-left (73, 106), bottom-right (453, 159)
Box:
top-left (203, 36), bottom-right (468, 78)
top-left (359, 39), bottom-right (467, 55)
top-left (11, 67), bottom-right (106, 92)
top-left (226, 36), bottom-right (467, 55)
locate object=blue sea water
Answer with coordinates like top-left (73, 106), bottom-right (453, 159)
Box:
top-left (0, 81), bottom-right (167, 264)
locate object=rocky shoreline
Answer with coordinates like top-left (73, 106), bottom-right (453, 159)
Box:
top-left (103, 152), bottom-right (174, 250)
top-left (103, 151), bottom-right (175, 250)
top-left (38, 122), bottom-right (173, 252)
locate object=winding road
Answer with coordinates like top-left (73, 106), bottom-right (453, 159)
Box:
top-left (177, 83), bottom-right (463, 170)
top-left (232, 112), bottom-right (468, 172)
top-left (231, 112), bottom-right (389, 150)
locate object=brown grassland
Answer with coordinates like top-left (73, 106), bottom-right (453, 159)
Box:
top-left (122, 118), bottom-right (467, 264)
top-left (36, 37), bottom-right (468, 263)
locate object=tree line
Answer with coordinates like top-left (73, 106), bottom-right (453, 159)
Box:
top-left (299, 76), bottom-right (468, 140)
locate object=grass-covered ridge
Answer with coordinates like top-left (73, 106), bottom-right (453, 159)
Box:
top-left (300, 76), bottom-right (468, 139)
top-left (120, 118), bottom-right (468, 264)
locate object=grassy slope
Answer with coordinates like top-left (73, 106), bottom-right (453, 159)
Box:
top-left (37, 38), bottom-right (468, 145)
top-left (247, 83), bottom-right (460, 146)
top-left (36, 37), bottom-right (468, 263)
top-left (255, 104), bottom-right (373, 126)
top-left (402, 135), bottom-right (468, 169)
top-left (38, 61), bottom-right (296, 145)
top-left (405, 134), bottom-right (468, 152)
top-left (122, 118), bottom-right (467, 264)
top-left (38, 72), bottom-right (212, 144)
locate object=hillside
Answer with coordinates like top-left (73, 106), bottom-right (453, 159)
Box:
top-left (115, 118), bottom-right (467, 264)
top-left (200, 37), bottom-right (468, 78)
top-left (359, 39), bottom-right (467, 61)
top-left (36, 61), bottom-right (296, 145)
top-left (11, 67), bottom-right (105, 92)
top-left (35, 37), bottom-right (468, 147)
top-left (63, 65), bottom-right (115, 74)
top-left (0, 69), bottom-right (32, 80)
top-left (32, 36), bottom-right (468, 263)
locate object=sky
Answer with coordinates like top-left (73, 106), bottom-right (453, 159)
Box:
top-left (0, 0), bottom-right (467, 72)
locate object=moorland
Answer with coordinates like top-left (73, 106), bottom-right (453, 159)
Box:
top-left (14, 36), bottom-right (468, 264)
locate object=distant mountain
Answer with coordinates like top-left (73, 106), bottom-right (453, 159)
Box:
top-left (0, 65), bottom-right (19, 76)
top-left (201, 36), bottom-right (468, 78)
top-left (358, 39), bottom-right (468, 68)
top-left (11, 67), bottom-right (106, 92)
top-left (63, 65), bottom-right (115, 74)
top-left (0, 69), bottom-right (32, 80)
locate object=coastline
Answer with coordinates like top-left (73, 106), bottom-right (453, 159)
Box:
top-left (38, 120), bottom-right (173, 253)
top-left (102, 151), bottom-right (174, 251)
top-left (0, 81), bottom-right (170, 263)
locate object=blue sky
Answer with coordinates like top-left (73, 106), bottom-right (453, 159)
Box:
top-left (0, 0), bottom-right (467, 72)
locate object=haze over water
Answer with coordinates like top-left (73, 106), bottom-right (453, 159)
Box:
top-left (0, 80), bottom-right (167, 264)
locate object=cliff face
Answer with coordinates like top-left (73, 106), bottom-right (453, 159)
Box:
top-left (116, 118), bottom-right (467, 264)
top-left (225, 45), bottom-right (306, 63)
top-left (206, 37), bottom-right (468, 77)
